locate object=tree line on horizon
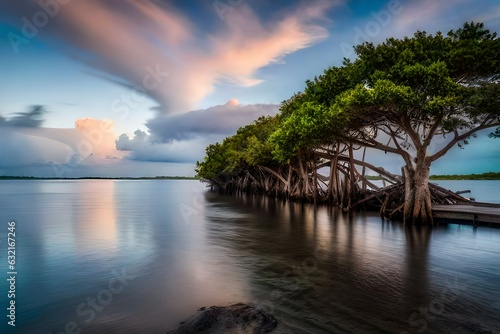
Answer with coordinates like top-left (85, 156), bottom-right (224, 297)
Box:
top-left (196, 22), bottom-right (500, 224)
top-left (429, 172), bottom-right (500, 180)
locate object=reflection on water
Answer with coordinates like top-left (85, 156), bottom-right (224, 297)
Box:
top-left (0, 180), bottom-right (499, 333)
top-left (202, 193), bottom-right (500, 333)
top-left (0, 180), bottom-right (249, 334)
top-left (41, 181), bottom-right (118, 263)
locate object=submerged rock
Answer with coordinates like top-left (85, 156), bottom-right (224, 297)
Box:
top-left (167, 303), bottom-right (278, 334)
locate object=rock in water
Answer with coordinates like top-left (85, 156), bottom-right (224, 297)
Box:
top-left (167, 303), bottom-right (278, 334)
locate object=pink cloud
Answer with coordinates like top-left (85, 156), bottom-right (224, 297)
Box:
top-left (74, 118), bottom-right (118, 156)
top-left (207, 3), bottom-right (330, 86)
top-left (0, 118), bottom-right (125, 169)
top-left (14, 1), bottom-right (336, 113)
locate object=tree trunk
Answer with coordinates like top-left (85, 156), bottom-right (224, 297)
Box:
top-left (313, 169), bottom-right (317, 205)
top-left (404, 155), bottom-right (434, 224)
top-left (298, 151), bottom-right (311, 200)
top-left (402, 166), bottom-right (412, 224)
top-left (348, 144), bottom-right (357, 200)
top-left (287, 165), bottom-right (292, 197)
top-left (361, 146), bottom-right (367, 192)
top-left (327, 158), bottom-right (338, 204)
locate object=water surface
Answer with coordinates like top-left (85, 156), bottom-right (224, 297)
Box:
top-left (432, 179), bottom-right (500, 203)
top-left (0, 180), bottom-right (499, 333)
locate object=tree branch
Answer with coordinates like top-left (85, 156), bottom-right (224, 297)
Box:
top-left (388, 127), bottom-right (413, 166)
top-left (401, 115), bottom-right (423, 150)
top-left (345, 135), bottom-right (414, 167)
top-left (314, 150), bottom-right (401, 182)
top-left (422, 114), bottom-right (444, 148)
top-left (429, 121), bottom-right (500, 162)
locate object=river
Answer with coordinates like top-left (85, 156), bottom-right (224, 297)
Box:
top-left (0, 180), bottom-right (499, 333)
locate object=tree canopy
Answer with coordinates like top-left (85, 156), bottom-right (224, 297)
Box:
top-left (195, 115), bottom-right (279, 181)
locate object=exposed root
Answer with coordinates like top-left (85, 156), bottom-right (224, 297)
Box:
top-left (352, 182), bottom-right (472, 221)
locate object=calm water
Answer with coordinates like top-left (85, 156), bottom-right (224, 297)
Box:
top-left (431, 180), bottom-right (500, 204)
top-left (0, 180), bottom-right (499, 334)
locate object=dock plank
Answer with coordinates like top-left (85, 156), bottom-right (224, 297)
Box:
top-left (432, 203), bottom-right (500, 225)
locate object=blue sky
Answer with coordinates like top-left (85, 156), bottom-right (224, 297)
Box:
top-left (0, 0), bottom-right (499, 177)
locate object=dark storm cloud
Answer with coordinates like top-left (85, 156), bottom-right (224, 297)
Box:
top-left (0, 105), bottom-right (46, 128)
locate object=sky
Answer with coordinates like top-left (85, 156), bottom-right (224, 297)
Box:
top-left (0, 0), bottom-right (499, 177)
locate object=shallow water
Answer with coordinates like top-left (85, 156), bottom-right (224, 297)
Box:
top-left (0, 180), bottom-right (499, 333)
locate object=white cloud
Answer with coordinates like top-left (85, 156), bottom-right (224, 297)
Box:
top-left (116, 134), bottom-right (210, 163)
top-left (116, 101), bottom-right (279, 162)
top-left (0, 117), bottom-right (124, 173)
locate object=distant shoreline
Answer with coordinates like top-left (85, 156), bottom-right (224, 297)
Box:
top-left (0, 176), bottom-right (199, 180)
top-left (2, 173), bottom-right (499, 181)
top-left (429, 172), bottom-right (500, 180)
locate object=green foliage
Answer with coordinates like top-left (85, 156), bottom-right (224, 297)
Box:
top-left (195, 116), bottom-right (279, 180)
top-left (332, 22), bottom-right (500, 153)
top-left (304, 60), bottom-right (363, 107)
top-left (446, 22), bottom-right (499, 80)
top-left (269, 102), bottom-right (332, 162)
top-left (269, 62), bottom-right (363, 162)
top-left (429, 172), bottom-right (500, 180)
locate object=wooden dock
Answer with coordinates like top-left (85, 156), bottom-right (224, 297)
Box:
top-left (432, 202), bottom-right (500, 226)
